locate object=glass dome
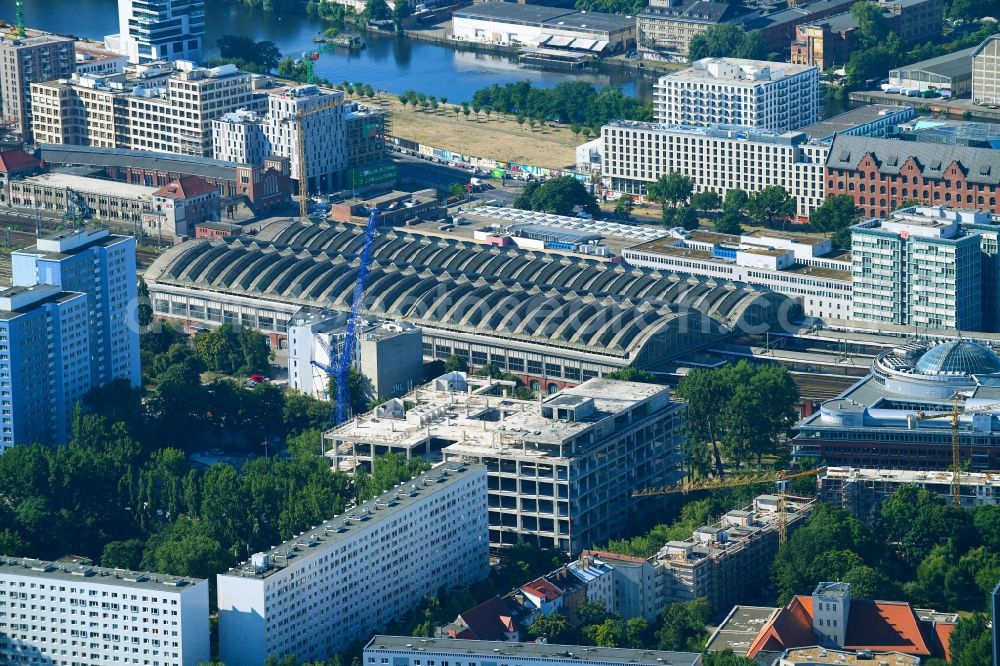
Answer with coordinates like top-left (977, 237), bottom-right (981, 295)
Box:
top-left (914, 340), bottom-right (1000, 375)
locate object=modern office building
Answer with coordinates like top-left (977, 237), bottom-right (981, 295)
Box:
top-left (602, 122), bottom-right (829, 216)
top-left (826, 135), bottom-right (1000, 218)
top-left (327, 377), bottom-right (686, 554)
top-left (31, 62), bottom-right (255, 157)
top-left (217, 463), bottom-right (489, 666)
top-left (818, 466), bottom-right (1000, 514)
top-left (636, 0), bottom-right (750, 57)
top-left (623, 228), bottom-right (852, 320)
top-left (653, 59), bottom-right (819, 132)
top-left (0, 30), bottom-right (75, 141)
top-left (107, 0), bottom-right (206, 64)
top-left (794, 337), bottom-right (1000, 470)
top-left (973, 34), bottom-right (1000, 106)
top-left (0, 555), bottom-right (210, 665)
top-left (851, 208), bottom-right (985, 331)
top-left (0, 285), bottom-right (89, 450)
top-left (364, 637), bottom-right (702, 666)
top-left (13, 227), bottom-right (141, 389)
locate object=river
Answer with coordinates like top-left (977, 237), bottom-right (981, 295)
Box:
top-left (0, 0), bottom-right (656, 101)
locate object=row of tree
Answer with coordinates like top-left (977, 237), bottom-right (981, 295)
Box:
top-left (468, 81), bottom-right (653, 128)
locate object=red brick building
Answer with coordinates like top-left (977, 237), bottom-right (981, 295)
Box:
top-left (825, 135), bottom-right (1000, 219)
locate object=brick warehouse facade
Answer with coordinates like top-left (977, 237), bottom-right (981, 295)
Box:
top-left (825, 135), bottom-right (1000, 219)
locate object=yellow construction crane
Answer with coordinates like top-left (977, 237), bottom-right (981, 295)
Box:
top-left (294, 101), bottom-right (339, 221)
top-left (915, 398), bottom-right (1000, 507)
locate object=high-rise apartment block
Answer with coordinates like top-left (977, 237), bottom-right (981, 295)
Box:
top-left (217, 463), bottom-right (489, 666)
top-left (0, 30), bottom-right (75, 142)
top-left (212, 86), bottom-right (387, 191)
top-left (653, 58), bottom-right (818, 132)
top-left (13, 227), bottom-right (141, 389)
top-left (32, 62), bottom-right (255, 157)
top-left (109, 0), bottom-right (205, 64)
top-left (0, 285), bottom-right (90, 451)
top-left (0, 556), bottom-right (210, 665)
top-left (328, 377), bottom-right (687, 554)
top-left (850, 206), bottom-right (995, 331)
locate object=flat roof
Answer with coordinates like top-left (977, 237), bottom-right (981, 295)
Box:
top-left (891, 46), bottom-right (977, 79)
top-left (782, 647), bottom-right (919, 665)
top-left (607, 120), bottom-right (816, 146)
top-left (0, 556), bottom-right (203, 591)
top-left (798, 105), bottom-right (912, 141)
top-left (705, 605), bottom-right (778, 654)
top-left (221, 463), bottom-right (484, 580)
top-left (365, 636), bottom-right (701, 666)
top-left (454, 4), bottom-right (633, 30)
top-left (662, 58), bottom-right (815, 85)
top-left (19, 172), bottom-right (156, 198)
top-left (821, 466), bottom-right (1000, 486)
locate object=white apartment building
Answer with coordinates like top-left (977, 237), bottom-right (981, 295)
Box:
top-left (364, 636), bottom-right (702, 666)
top-left (212, 85), bottom-right (346, 191)
top-left (327, 377), bottom-right (687, 554)
top-left (0, 555), bottom-right (210, 665)
top-left (31, 62), bottom-right (254, 157)
top-left (602, 122), bottom-right (829, 216)
top-left (654, 58), bottom-right (819, 133)
top-left (107, 0), bottom-right (205, 64)
top-left (623, 228), bottom-right (852, 320)
top-left (217, 463), bottom-right (489, 666)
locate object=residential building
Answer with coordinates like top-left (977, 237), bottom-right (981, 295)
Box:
top-left (850, 207), bottom-right (986, 330)
top-left (653, 58), bottom-right (819, 132)
top-left (825, 135), bottom-right (1000, 218)
top-left (746, 582), bottom-right (955, 661)
top-left (363, 636), bottom-right (702, 666)
top-left (328, 378), bottom-right (686, 554)
top-left (451, 4), bottom-right (636, 53)
top-left (287, 309), bottom-right (423, 402)
top-left (583, 551), bottom-right (660, 621)
top-left (883, 0), bottom-right (944, 45)
top-left (623, 228), bottom-right (852, 320)
top-left (0, 285), bottom-right (89, 450)
top-left (602, 122), bottom-right (829, 216)
top-left (793, 338), bottom-right (1000, 470)
top-left (0, 555), bottom-right (210, 664)
top-left (75, 44), bottom-right (128, 76)
top-left (13, 227), bottom-right (140, 389)
top-left (217, 463), bottom-right (489, 666)
top-left (743, 0), bottom-right (857, 51)
top-left (651, 494), bottom-right (815, 618)
top-left (818, 467), bottom-right (1000, 515)
top-left (0, 30), bottom-right (75, 141)
top-left (107, 0), bottom-right (205, 64)
top-left (888, 46), bottom-right (976, 95)
top-left (31, 62), bottom-right (255, 157)
top-left (973, 34), bottom-right (1000, 106)
top-left (636, 0), bottom-right (751, 58)
top-left (39, 143), bottom-right (291, 213)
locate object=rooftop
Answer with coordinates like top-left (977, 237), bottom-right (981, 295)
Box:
top-left (638, 0), bottom-right (748, 23)
top-left (797, 105), bottom-right (913, 141)
top-left (661, 58), bottom-right (815, 85)
top-left (0, 556), bottom-right (204, 592)
top-left (891, 46), bottom-right (976, 79)
top-left (18, 172), bottom-right (156, 199)
top-left (827, 135), bottom-right (1000, 185)
top-left (705, 605), bottom-right (779, 655)
top-left (453, 4), bottom-right (634, 30)
top-left (607, 120), bottom-right (817, 146)
top-left (822, 466), bottom-right (1000, 487)
top-left (780, 647), bottom-right (919, 665)
top-left (221, 462), bottom-right (484, 580)
top-left (365, 636), bottom-right (701, 666)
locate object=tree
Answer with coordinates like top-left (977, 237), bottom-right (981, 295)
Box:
top-left (101, 539), bottom-right (145, 570)
top-left (283, 392), bottom-right (331, 437)
top-left (690, 191), bottom-right (721, 215)
top-left (677, 206), bottom-right (699, 230)
top-left (512, 176), bottom-right (599, 216)
top-left (516, 112), bottom-right (526, 129)
top-left (747, 186), bottom-right (796, 227)
top-left (688, 24), bottom-right (766, 62)
top-left (947, 0), bottom-right (993, 22)
top-left (655, 598), bottom-right (710, 652)
top-left (137, 278), bottom-right (153, 328)
top-left (364, 0), bottom-right (390, 20)
top-left (448, 182), bottom-right (467, 200)
top-left (948, 613), bottom-right (992, 666)
top-left (714, 211), bottom-right (742, 235)
top-left (881, 485), bottom-right (977, 568)
top-left (195, 324), bottom-right (270, 376)
top-left (646, 172), bottom-right (693, 212)
top-left (215, 35), bottom-right (281, 73)
top-left (722, 188), bottom-right (749, 216)
top-left (614, 196), bottom-right (634, 220)
top-left (443, 354), bottom-right (468, 373)
top-left (604, 367), bottom-right (655, 382)
top-left (392, 0), bottom-right (411, 30)
top-left (851, 1), bottom-right (891, 49)
top-left (527, 612), bottom-right (579, 644)
top-left (810, 194), bottom-right (859, 248)
top-left (287, 428), bottom-right (325, 458)
top-left (142, 518), bottom-right (229, 580)
top-left (845, 46), bottom-right (899, 89)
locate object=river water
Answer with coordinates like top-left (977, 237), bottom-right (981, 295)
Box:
top-left (2, 0), bottom-right (655, 100)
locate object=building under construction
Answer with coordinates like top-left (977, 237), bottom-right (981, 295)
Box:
top-left (818, 467), bottom-right (1000, 516)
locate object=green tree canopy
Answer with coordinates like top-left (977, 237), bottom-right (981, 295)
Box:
top-left (747, 186), bottom-right (796, 227)
top-left (513, 176), bottom-right (599, 216)
top-left (646, 172), bottom-right (694, 212)
top-left (688, 24), bottom-right (766, 62)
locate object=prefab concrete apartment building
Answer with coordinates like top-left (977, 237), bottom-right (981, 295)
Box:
top-left (0, 556), bottom-right (210, 665)
top-left (217, 463), bottom-right (489, 666)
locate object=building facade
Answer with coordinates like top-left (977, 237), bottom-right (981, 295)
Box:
top-left (819, 466), bottom-right (1000, 515)
top-left (364, 637), bottom-right (702, 666)
top-left (109, 0), bottom-right (205, 64)
top-left (13, 227), bottom-right (141, 389)
top-left (973, 34), bottom-right (1000, 106)
top-left (0, 555), bottom-right (209, 665)
top-left (653, 59), bottom-right (819, 132)
top-left (217, 463), bottom-right (489, 666)
top-left (0, 285), bottom-right (89, 451)
top-left (825, 135), bottom-right (1000, 218)
top-left (328, 378), bottom-right (687, 554)
top-left (0, 31), bottom-right (75, 141)
top-left (636, 0), bottom-right (749, 57)
top-left (602, 122), bottom-right (829, 216)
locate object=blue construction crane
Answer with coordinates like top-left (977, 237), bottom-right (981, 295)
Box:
top-left (310, 207), bottom-right (381, 425)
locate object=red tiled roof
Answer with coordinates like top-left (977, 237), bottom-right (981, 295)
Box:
top-left (522, 577), bottom-right (563, 602)
top-left (153, 175), bottom-right (217, 199)
top-left (844, 601), bottom-right (930, 656)
top-left (0, 150), bottom-right (39, 174)
top-left (933, 621), bottom-right (954, 662)
top-left (747, 597), bottom-right (814, 658)
top-left (582, 549), bottom-right (647, 564)
top-left (456, 596), bottom-right (519, 641)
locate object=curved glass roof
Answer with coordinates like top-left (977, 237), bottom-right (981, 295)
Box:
top-left (915, 339), bottom-right (1000, 375)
